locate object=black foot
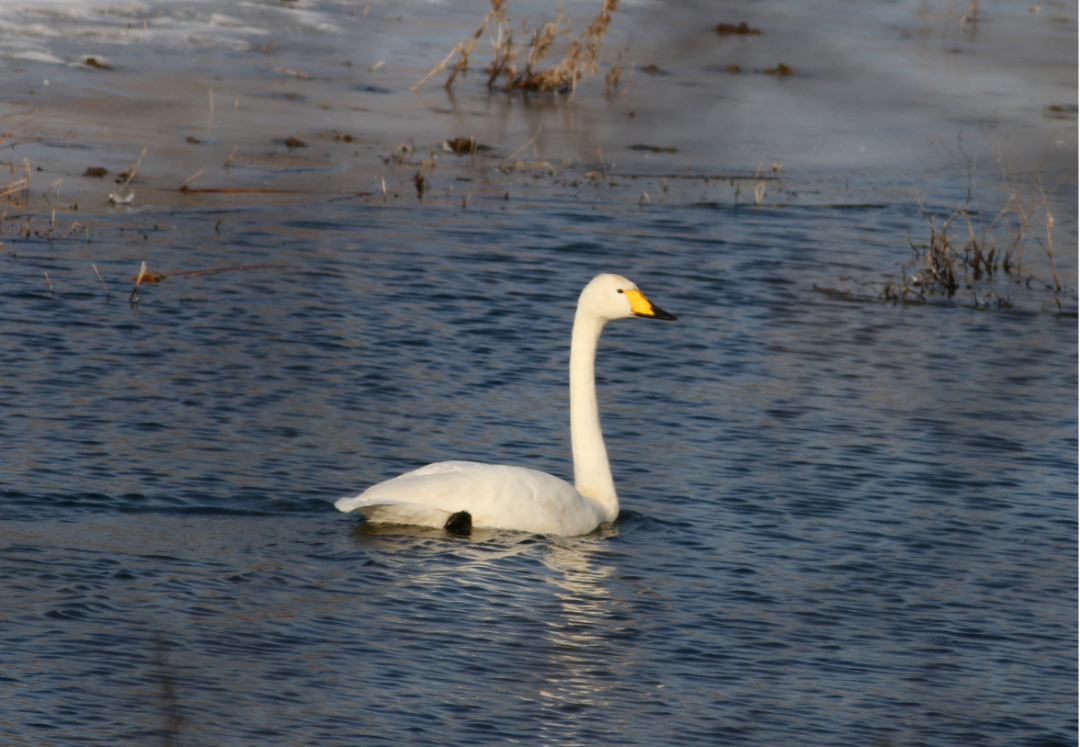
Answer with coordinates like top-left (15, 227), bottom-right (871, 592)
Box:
top-left (444, 510), bottom-right (472, 537)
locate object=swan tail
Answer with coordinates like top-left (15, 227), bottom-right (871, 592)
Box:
top-left (334, 494), bottom-right (376, 513)
top-left (334, 461), bottom-right (489, 524)
top-left (335, 495), bottom-right (455, 529)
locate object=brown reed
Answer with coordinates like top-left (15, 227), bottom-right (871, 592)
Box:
top-left (417, 0), bottom-right (619, 95)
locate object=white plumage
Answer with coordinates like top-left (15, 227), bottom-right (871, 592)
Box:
top-left (335, 273), bottom-right (677, 536)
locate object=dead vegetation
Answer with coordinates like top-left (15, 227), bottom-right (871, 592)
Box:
top-left (882, 140), bottom-right (1067, 313)
top-left (442, 137), bottom-right (493, 155)
top-left (414, 0), bottom-right (620, 95)
top-left (129, 261), bottom-right (283, 305)
top-left (715, 22), bottom-right (761, 35)
top-left (1, 114), bottom-right (36, 207)
top-left (1, 158), bottom-right (32, 207)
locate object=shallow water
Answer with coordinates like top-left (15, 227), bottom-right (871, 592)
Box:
top-left (0, 1), bottom-right (1077, 746)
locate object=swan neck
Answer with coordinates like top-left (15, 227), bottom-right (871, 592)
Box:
top-left (569, 309), bottom-right (618, 520)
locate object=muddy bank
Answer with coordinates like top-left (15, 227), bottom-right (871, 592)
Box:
top-left (0, 0), bottom-right (1073, 216)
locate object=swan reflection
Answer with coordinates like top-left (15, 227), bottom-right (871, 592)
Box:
top-left (345, 520), bottom-right (642, 742)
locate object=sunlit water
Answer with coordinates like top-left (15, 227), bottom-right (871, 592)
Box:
top-left (0, 1), bottom-right (1076, 746)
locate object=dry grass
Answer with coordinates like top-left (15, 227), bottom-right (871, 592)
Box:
top-left (412, 0), bottom-right (509, 92)
top-left (416, 0), bottom-right (620, 95)
top-left (1, 158), bottom-right (32, 207)
top-left (93, 263), bottom-right (111, 299)
top-left (128, 261), bottom-right (282, 305)
top-left (0, 110), bottom-right (50, 209)
top-left (109, 148), bottom-right (146, 205)
top-left (882, 141), bottom-right (1066, 311)
top-left (0, 111), bottom-right (45, 208)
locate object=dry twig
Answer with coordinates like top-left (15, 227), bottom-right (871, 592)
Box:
top-left (420, 0), bottom-right (620, 95)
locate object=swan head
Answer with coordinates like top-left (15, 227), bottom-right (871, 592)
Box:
top-left (579, 274), bottom-right (678, 323)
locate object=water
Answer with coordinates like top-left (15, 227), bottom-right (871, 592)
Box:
top-left (0, 1), bottom-right (1076, 746)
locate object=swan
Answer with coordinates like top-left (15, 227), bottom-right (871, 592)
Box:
top-left (335, 273), bottom-right (677, 536)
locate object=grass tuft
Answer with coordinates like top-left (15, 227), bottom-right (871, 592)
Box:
top-left (882, 139), bottom-right (1067, 312)
top-left (416, 0), bottom-right (620, 95)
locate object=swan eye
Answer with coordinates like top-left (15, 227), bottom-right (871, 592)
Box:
top-left (616, 289), bottom-right (624, 293)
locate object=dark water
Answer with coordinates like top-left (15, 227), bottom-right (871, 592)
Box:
top-left (1, 188), bottom-right (1075, 746)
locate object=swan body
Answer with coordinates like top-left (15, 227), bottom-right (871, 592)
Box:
top-left (340, 461), bottom-right (605, 536)
top-left (335, 273), bottom-right (677, 536)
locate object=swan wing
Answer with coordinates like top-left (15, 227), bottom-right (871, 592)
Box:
top-left (335, 461), bottom-right (607, 535)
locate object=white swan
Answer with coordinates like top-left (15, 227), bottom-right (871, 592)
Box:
top-left (335, 273), bottom-right (677, 536)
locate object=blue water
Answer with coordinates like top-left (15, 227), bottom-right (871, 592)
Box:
top-left (0, 0), bottom-right (1077, 743)
top-left (0, 190), bottom-right (1075, 746)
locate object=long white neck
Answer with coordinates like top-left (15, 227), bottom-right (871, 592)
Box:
top-left (569, 308), bottom-right (619, 521)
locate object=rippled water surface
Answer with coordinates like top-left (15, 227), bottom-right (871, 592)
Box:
top-left (0, 1), bottom-right (1076, 746)
top-left (3, 195), bottom-right (1076, 746)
